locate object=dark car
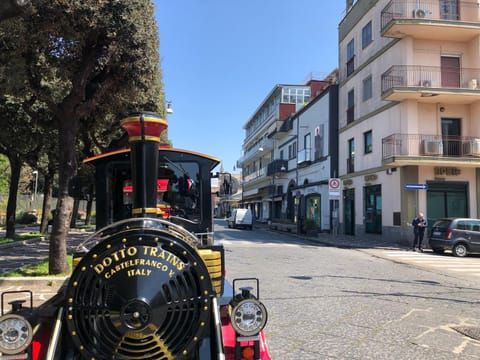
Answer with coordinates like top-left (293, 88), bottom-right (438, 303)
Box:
top-left (429, 217), bottom-right (480, 257)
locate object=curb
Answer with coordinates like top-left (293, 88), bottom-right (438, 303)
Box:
top-left (0, 236), bottom-right (46, 250)
top-left (0, 276), bottom-right (69, 286)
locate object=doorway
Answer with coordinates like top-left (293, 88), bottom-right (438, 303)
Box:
top-left (441, 118), bottom-right (461, 156)
top-left (365, 185), bottom-right (382, 234)
top-left (426, 181), bottom-right (468, 227)
top-left (344, 188), bottom-right (355, 235)
top-left (441, 56), bottom-right (460, 88)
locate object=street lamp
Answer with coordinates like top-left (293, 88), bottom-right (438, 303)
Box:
top-left (32, 170), bottom-right (38, 210)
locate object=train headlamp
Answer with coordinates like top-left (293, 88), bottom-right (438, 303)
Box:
top-left (231, 298), bottom-right (267, 337)
top-left (0, 314), bottom-right (33, 354)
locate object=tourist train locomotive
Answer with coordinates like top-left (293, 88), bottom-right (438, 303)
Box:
top-left (0, 112), bottom-right (271, 359)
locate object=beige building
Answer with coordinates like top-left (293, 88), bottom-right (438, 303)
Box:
top-left (339, 0), bottom-right (480, 243)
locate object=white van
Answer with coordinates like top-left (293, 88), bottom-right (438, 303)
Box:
top-left (227, 208), bottom-right (253, 230)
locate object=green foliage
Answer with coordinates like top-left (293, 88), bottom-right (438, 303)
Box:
top-left (1, 255), bottom-right (73, 277)
top-left (0, 155), bottom-right (8, 194)
top-left (17, 211), bottom-right (38, 224)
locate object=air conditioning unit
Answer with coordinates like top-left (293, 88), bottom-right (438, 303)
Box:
top-left (468, 79), bottom-right (478, 90)
top-left (423, 140), bottom-right (443, 155)
top-left (413, 9), bottom-right (429, 18)
top-left (463, 139), bottom-right (480, 156)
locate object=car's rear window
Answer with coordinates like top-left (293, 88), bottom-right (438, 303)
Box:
top-left (431, 220), bottom-right (451, 231)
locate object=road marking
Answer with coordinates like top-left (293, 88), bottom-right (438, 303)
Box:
top-left (217, 239), bottom-right (301, 248)
top-left (382, 250), bottom-right (480, 276)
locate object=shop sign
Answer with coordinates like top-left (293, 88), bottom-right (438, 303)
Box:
top-left (434, 167), bottom-right (461, 176)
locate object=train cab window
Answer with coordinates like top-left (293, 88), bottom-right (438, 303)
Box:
top-left (160, 160), bottom-right (201, 223)
top-left (118, 160), bottom-right (201, 223)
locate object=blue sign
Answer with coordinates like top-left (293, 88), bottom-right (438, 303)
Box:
top-left (405, 183), bottom-right (428, 190)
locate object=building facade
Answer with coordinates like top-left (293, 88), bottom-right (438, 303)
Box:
top-left (238, 73), bottom-right (338, 232)
top-left (338, 0), bottom-right (480, 243)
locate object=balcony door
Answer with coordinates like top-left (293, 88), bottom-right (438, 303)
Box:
top-left (440, 0), bottom-right (459, 20)
top-left (441, 56), bottom-right (460, 88)
top-left (441, 118), bottom-right (461, 156)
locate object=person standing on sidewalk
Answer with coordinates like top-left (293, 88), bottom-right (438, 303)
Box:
top-left (412, 212), bottom-right (427, 251)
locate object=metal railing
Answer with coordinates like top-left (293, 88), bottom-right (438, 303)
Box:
top-left (381, 65), bottom-right (480, 93)
top-left (243, 166), bottom-right (267, 183)
top-left (267, 159), bottom-right (288, 176)
top-left (381, 0), bottom-right (480, 30)
top-left (382, 133), bottom-right (480, 159)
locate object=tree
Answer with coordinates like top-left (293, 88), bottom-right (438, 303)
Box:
top-left (0, 0), bottom-right (31, 22)
top-left (23, 0), bottom-right (164, 274)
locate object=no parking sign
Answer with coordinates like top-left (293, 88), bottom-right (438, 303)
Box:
top-left (329, 178), bottom-right (341, 198)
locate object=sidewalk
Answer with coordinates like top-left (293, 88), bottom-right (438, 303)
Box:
top-left (254, 222), bottom-right (408, 251)
top-left (0, 227), bottom-right (94, 307)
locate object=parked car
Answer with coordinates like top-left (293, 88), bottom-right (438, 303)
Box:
top-left (428, 217), bottom-right (480, 257)
top-left (227, 208), bottom-right (253, 230)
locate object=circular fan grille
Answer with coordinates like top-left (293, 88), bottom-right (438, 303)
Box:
top-left (65, 228), bottom-right (213, 359)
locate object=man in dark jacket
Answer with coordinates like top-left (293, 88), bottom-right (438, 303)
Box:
top-left (412, 212), bottom-right (427, 251)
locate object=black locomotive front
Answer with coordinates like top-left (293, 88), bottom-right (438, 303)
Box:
top-left (0, 112), bottom-right (270, 360)
top-left (66, 218), bottom-right (216, 359)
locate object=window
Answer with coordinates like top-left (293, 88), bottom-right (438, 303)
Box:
top-left (440, 0), bottom-right (459, 20)
top-left (347, 89), bottom-right (355, 124)
top-left (347, 138), bottom-right (355, 173)
top-left (288, 142), bottom-right (297, 159)
top-left (304, 133), bottom-right (311, 150)
top-left (280, 149), bottom-right (284, 160)
top-left (363, 75), bottom-right (372, 101)
top-left (346, 39), bottom-right (355, 76)
top-left (362, 21), bottom-right (372, 49)
top-left (364, 130), bottom-right (372, 154)
top-left (314, 126), bottom-right (324, 160)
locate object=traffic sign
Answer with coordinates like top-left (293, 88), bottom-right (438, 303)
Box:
top-left (405, 183), bottom-right (428, 190)
top-left (329, 178), bottom-right (341, 191)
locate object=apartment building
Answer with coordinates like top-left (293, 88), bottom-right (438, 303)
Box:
top-left (339, 0), bottom-right (480, 243)
top-left (238, 74), bottom-right (338, 229)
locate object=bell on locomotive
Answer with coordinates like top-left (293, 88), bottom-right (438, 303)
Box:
top-left (0, 111), bottom-right (271, 360)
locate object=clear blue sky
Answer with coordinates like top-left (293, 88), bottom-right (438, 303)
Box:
top-left (154, 1), bottom-right (345, 173)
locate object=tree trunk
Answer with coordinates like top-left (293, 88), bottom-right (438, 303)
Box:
top-left (5, 155), bottom-right (21, 239)
top-left (85, 194), bottom-right (93, 226)
top-left (70, 197), bottom-right (79, 228)
top-left (49, 119), bottom-right (77, 275)
top-left (39, 173), bottom-right (52, 234)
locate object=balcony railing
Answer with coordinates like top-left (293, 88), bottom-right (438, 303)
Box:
top-left (243, 167), bottom-right (266, 183)
top-left (267, 159), bottom-right (288, 176)
top-left (238, 137), bottom-right (274, 167)
top-left (382, 133), bottom-right (480, 160)
top-left (381, 0), bottom-right (480, 31)
top-left (381, 65), bottom-right (480, 94)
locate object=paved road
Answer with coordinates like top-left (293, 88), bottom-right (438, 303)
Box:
top-left (216, 221), bottom-right (480, 359)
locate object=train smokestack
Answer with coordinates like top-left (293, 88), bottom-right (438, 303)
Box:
top-left (120, 112), bottom-right (167, 217)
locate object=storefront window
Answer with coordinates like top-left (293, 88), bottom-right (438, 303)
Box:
top-left (306, 195), bottom-right (321, 227)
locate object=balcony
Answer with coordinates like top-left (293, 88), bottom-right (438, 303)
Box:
top-left (382, 133), bottom-right (480, 166)
top-left (237, 137), bottom-right (274, 167)
top-left (267, 159), bottom-right (288, 176)
top-left (381, 0), bottom-right (480, 41)
top-left (243, 167), bottom-right (267, 184)
top-left (381, 65), bottom-right (480, 104)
